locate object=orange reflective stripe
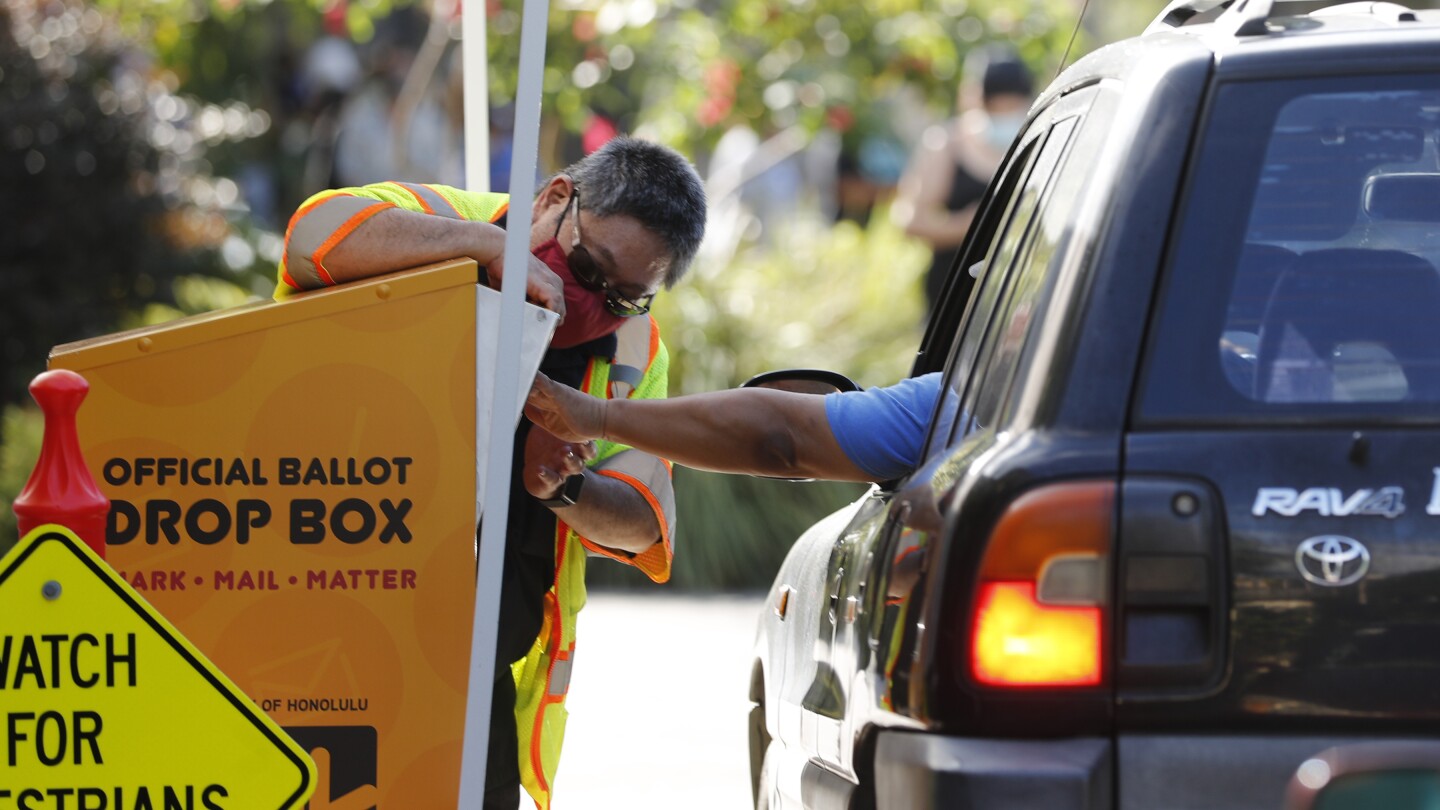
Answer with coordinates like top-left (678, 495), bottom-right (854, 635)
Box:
top-left (529, 531), bottom-right (569, 799)
top-left (646, 315), bottom-right (660, 366)
top-left (395, 183), bottom-right (433, 214)
top-left (490, 201), bottom-right (509, 223)
top-left (285, 189), bottom-right (341, 236)
top-left (395, 182), bottom-right (463, 219)
top-left (311, 202), bottom-right (393, 285)
top-left (285, 194), bottom-right (393, 289)
top-left (278, 262), bottom-right (301, 293)
top-left (583, 468), bottom-right (672, 583)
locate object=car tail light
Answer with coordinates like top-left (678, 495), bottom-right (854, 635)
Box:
top-left (970, 481), bottom-right (1114, 688)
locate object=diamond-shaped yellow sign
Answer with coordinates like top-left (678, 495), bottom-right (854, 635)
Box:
top-left (0, 526), bottom-right (315, 808)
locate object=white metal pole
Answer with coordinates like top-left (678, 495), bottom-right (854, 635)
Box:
top-left (457, 0), bottom-right (550, 802)
top-left (462, 0), bottom-right (491, 192)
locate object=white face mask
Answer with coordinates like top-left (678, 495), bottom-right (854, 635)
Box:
top-left (985, 112), bottom-right (1026, 152)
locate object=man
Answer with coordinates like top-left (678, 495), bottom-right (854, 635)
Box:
top-left (277, 136), bottom-right (706, 810)
top-left (526, 371), bottom-right (946, 483)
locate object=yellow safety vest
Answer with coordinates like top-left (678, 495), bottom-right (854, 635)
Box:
top-left (512, 313), bottom-right (674, 810)
top-left (274, 182), bottom-right (677, 806)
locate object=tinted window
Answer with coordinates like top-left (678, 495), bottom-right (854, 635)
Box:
top-left (929, 116), bottom-right (1080, 452)
top-left (1142, 75), bottom-right (1440, 423)
top-left (920, 139), bottom-right (1042, 458)
top-left (965, 116), bottom-right (1081, 436)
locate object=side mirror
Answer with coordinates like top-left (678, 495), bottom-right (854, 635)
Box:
top-left (741, 368), bottom-right (862, 396)
top-left (1285, 742), bottom-right (1440, 810)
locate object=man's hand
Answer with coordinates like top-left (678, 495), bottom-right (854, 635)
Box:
top-left (478, 221), bottom-right (566, 319)
top-left (523, 425), bottom-right (597, 501)
top-left (525, 373), bottom-right (608, 443)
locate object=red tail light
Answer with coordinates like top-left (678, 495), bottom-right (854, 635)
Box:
top-left (970, 481), bottom-right (1114, 688)
top-left (974, 582), bottom-right (1102, 686)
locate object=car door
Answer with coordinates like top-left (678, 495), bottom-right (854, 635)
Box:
top-left (1118, 72), bottom-right (1440, 808)
top-left (825, 87), bottom-right (1097, 774)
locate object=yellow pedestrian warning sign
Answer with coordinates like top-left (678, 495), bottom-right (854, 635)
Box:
top-left (0, 525), bottom-right (315, 809)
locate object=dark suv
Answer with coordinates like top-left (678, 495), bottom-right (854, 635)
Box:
top-left (748, 1), bottom-right (1440, 808)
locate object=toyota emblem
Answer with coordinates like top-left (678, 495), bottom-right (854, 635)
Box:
top-left (1295, 535), bottom-right (1371, 587)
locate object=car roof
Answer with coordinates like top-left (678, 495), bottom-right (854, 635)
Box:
top-left (1042, 0), bottom-right (1440, 105)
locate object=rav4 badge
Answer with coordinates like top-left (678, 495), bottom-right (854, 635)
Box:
top-left (1253, 487), bottom-right (1405, 518)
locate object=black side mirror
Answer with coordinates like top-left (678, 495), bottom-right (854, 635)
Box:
top-left (1285, 742), bottom-right (1440, 810)
top-left (741, 368), bottom-right (862, 396)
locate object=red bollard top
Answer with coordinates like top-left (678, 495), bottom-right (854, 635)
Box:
top-left (13, 369), bottom-right (111, 558)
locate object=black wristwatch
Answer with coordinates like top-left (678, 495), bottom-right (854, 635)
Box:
top-left (538, 471), bottom-right (586, 508)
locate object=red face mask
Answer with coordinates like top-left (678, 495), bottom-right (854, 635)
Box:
top-left (532, 237), bottom-right (625, 349)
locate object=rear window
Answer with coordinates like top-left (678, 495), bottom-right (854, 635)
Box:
top-left (1141, 74), bottom-right (1440, 424)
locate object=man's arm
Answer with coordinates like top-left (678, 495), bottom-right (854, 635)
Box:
top-left (279, 190), bottom-right (564, 315)
top-left (522, 426), bottom-right (665, 554)
top-left (525, 374), bottom-right (874, 482)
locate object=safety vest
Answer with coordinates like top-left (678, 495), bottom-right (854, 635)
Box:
top-left (512, 313), bottom-right (674, 810)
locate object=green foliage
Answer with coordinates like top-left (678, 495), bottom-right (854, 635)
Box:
top-left (0, 1), bottom-right (238, 412)
top-left (0, 404), bottom-right (43, 559)
top-left (490, 0), bottom-right (1085, 157)
top-left (657, 207), bottom-right (930, 394)
top-left (11, 0), bottom-right (1106, 586)
top-left (589, 207), bottom-right (927, 591)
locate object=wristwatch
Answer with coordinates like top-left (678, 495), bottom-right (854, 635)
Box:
top-left (538, 470), bottom-right (586, 508)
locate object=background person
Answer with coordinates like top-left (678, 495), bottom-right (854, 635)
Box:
top-left (276, 136), bottom-right (706, 810)
top-left (891, 44), bottom-right (1035, 314)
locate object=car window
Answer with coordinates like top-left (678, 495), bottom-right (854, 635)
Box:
top-left (1141, 75), bottom-right (1440, 424)
top-left (959, 116), bottom-right (1081, 438)
top-left (929, 116), bottom-right (1081, 454)
top-left (918, 139), bottom-right (1041, 462)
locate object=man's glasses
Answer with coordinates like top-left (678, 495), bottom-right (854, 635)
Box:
top-left (557, 189), bottom-right (654, 317)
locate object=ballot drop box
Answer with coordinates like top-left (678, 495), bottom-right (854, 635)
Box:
top-left (49, 260), bottom-right (557, 805)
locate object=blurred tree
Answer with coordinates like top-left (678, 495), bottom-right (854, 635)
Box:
top-left (35, 0), bottom-right (1100, 589)
top-left (96, 0), bottom-right (1089, 182)
top-left (0, 0), bottom-right (238, 413)
top-left (487, 0), bottom-right (1083, 162)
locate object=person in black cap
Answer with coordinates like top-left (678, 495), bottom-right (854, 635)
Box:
top-left (892, 43), bottom-right (1035, 314)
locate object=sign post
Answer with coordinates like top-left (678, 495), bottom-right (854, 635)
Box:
top-left (457, 0), bottom-right (553, 800)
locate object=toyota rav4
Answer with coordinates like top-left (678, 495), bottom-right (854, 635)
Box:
top-left (748, 1), bottom-right (1440, 807)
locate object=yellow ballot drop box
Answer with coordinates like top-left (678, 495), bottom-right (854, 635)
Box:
top-left (47, 260), bottom-right (558, 806)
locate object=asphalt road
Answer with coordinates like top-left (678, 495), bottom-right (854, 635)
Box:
top-left (554, 590), bottom-right (767, 809)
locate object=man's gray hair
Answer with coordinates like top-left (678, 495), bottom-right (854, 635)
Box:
top-left (561, 137), bottom-right (707, 288)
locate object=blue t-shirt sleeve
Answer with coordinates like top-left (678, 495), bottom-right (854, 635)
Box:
top-left (824, 372), bottom-right (943, 481)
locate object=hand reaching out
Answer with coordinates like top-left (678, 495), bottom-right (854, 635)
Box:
top-left (525, 373), bottom-right (607, 444)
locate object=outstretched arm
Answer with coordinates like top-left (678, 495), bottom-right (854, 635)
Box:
top-left (525, 374), bottom-right (874, 482)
